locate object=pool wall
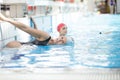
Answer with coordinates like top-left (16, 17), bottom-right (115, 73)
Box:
top-left (0, 21), bottom-right (17, 49)
top-left (0, 68), bottom-right (120, 80)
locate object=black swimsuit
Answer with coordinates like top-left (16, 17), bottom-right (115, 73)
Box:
top-left (20, 36), bottom-right (51, 46)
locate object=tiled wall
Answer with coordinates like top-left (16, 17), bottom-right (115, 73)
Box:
top-left (0, 28), bottom-right (2, 49)
top-left (0, 21), bottom-right (17, 48)
top-left (116, 0), bottom-right (120, 13)
top-left (0, 18), bottom-right (31, 48)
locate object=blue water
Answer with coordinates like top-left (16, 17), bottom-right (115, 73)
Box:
top-left (1, 14), bottom-right (120, 68)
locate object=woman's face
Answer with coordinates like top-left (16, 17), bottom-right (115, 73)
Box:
top-left (59, 26), bottom-right (67, 36)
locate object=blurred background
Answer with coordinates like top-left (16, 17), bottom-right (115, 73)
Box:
top-left (0, 0), bottom-right (119, 18)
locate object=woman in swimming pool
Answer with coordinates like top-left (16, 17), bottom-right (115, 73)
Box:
top-left (0, 13), bottom-right (67, 48)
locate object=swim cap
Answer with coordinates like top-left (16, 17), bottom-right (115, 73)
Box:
top-left (57, 23), bottom-right (66, 32)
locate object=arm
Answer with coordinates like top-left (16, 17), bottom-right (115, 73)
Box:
top-left (0, 13), bottom-right (50, 40)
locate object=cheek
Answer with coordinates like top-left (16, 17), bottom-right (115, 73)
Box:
top-left (61, 30), bottom-right (66, 33)
top-left (64, 30), bottom-right (67, 33)
top-left (63, 29), bottom-right (67, 32)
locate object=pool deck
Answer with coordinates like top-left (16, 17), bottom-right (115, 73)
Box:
top-left (0, 67), bottom-right (120, 80)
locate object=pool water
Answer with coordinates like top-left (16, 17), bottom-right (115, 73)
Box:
top-left (72, 14), bottom-right (120, 68)
top-left (1, 14), bottom-right (120, 68)
top-left (0, 44), bottom-right (74, 68)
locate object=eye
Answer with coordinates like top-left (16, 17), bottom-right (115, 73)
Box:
top-left (63, 27), bottom-right (65, 29)
top-left (62, 28), bottom-right (64, 30)
top-left (62, 27), bottom-right (67, 30)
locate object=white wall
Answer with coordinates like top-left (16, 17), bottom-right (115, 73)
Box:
top-left (10, 4), bottom-right (27, 18)
top-left (0, 22), bottom-right (17, 47)
top-left (3, 0), bottom-right (26, 4)
top-left (116, 0), bottom-right (120, 13)
top-left (87, 0), bottom-right (96, 12)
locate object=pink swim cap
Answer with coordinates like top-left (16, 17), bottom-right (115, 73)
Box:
top-left (57, 23), bottom-right (66, 32)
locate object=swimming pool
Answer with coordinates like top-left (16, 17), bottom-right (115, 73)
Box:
top-left (71, 14), bottom-right (120, 68)
top-left (1, 13), bottom-right (120, 69)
